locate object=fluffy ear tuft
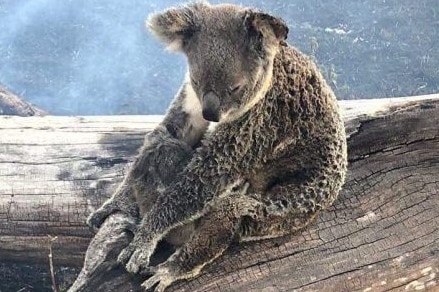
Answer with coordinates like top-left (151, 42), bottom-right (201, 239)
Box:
top-left (245, 11), bottom-right (289, 43)
top-left (147, 2), bottom-right (208, 50)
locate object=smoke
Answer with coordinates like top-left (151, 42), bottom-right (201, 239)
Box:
top-left (0, 0), bottom-right (187, 115)
top-left (0, 0), bottom-right (437, 114)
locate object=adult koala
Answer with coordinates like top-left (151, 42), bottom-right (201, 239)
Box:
top-left (115, 2), bottom-right (347, 291)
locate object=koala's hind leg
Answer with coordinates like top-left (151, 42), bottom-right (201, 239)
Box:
top-left (141, 195), bottom-right (262, 291)
top-left (240, 182), bottom-right (333, 242)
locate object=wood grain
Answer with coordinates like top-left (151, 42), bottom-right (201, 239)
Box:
top-left (0, 95), bottom-right (438, 291)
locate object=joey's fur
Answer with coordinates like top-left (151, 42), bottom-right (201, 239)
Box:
top-left (90, 2), bottom-right (347, 291)
top-left (87, 79), bottom-right (209, 247)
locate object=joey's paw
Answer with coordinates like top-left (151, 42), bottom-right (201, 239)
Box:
top-left (87, 206), bottom-right (114, 231)
top-left (119, 215), bottom-right (138, 234)
top-left (141, 266), bottom-right (174, 292)
top-left (87, 202), bottom-right (138, 233)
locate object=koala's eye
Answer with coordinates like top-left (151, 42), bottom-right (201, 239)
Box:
top-left (228, 84), bottom-right (242, 94)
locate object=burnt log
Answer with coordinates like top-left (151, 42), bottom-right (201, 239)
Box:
top-left (0, 95), bottom-right (438, 291)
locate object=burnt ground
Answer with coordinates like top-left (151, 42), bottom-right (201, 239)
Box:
top-left (279, 0), bottom-right (439, 100)
top-left (0, 262), bottom-right (79, 292)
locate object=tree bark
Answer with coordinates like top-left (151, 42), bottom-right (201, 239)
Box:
top-left (0, 85), bottom-right (46, 116)
top-left (0, 95), bottom-right (438, 291)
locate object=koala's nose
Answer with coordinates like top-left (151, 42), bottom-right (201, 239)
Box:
top-left (202, 91), bottom-right (220, 122)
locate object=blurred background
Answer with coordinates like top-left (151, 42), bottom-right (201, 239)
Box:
top-left (0, 0), bottom-right (437, 115)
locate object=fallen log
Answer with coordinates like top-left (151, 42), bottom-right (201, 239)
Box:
top-left (0, 94), bottom-right (438, 291)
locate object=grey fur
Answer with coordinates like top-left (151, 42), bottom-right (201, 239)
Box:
top-left (87, 81), bottom-right (209, 247)
top-left (93, 2), bottom-right (347, 291)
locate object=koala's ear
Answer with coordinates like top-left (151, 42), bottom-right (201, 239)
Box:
top-left (245, 11), bottom-right (289, 43)
top-left (147, 2), bottom-right (207, 50)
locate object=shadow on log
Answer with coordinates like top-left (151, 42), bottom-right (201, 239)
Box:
top-left (0, 95), bottom-right (438, 291)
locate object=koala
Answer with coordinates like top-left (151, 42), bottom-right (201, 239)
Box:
top-left (87, 75), bottom-right (209, 249)
top-left (115, 2), bottom-right (347, 291)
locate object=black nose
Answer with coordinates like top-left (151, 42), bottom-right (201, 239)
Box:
top-left (202, 91), bottom-right (220, 122)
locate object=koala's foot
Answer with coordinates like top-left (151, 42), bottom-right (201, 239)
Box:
top-left (117, 237), bottom-right (154, 274)
top-left (141, 262), bottom-right (184, 292)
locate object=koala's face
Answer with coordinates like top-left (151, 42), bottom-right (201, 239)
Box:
top-left (148, 2), bottom-right (288, 122)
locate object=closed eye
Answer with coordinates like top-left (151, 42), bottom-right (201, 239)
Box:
top-left (228, 84), bottom-right (242, 94)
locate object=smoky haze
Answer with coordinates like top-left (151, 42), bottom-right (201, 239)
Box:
top-left (0, 0), bottom-right (437, 115)
top-left (0, 0), bottom-right (188, 114)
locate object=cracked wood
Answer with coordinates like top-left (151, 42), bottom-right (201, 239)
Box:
top-left (0, 94), bottom-right (438, 291)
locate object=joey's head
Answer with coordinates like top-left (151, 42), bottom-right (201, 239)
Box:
top-left (148, 2), bottom-right (288, 122)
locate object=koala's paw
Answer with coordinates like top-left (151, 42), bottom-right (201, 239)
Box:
top-left (118, 241), bottom-right (153, 274)
top-left (88, 198), bottom-right (139, 232)
top-left (141, 266), bottom-right (175, 292)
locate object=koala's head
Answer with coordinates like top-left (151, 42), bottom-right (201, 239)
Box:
top-left (148, 2), bottom-right (288, 122)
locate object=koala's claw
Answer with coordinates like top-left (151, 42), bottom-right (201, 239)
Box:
top-left (118, 243), bottom-right (152, 275)
top-left (86, 206), bottom-right (114, 231)
top-left (127, 249), bottom-right (150, 274)
top-left (119, 215), bottom-right (138, 234)
top-left (141, 268), bottom-right (172, 292)
top-left (139, 265), bottom-right (158, 277)
top-left (87, 203), bottom-right (121, 232)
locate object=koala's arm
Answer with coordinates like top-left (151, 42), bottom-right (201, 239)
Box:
top-left (117, 140), bottom-right (241, 273)
top-left (87, 82), bottom-right (209, 230)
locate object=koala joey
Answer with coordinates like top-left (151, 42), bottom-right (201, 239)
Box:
top-left (92, 2), bottom-right (348, 291)
top-left (87, 76), bottom-right (209, 250)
